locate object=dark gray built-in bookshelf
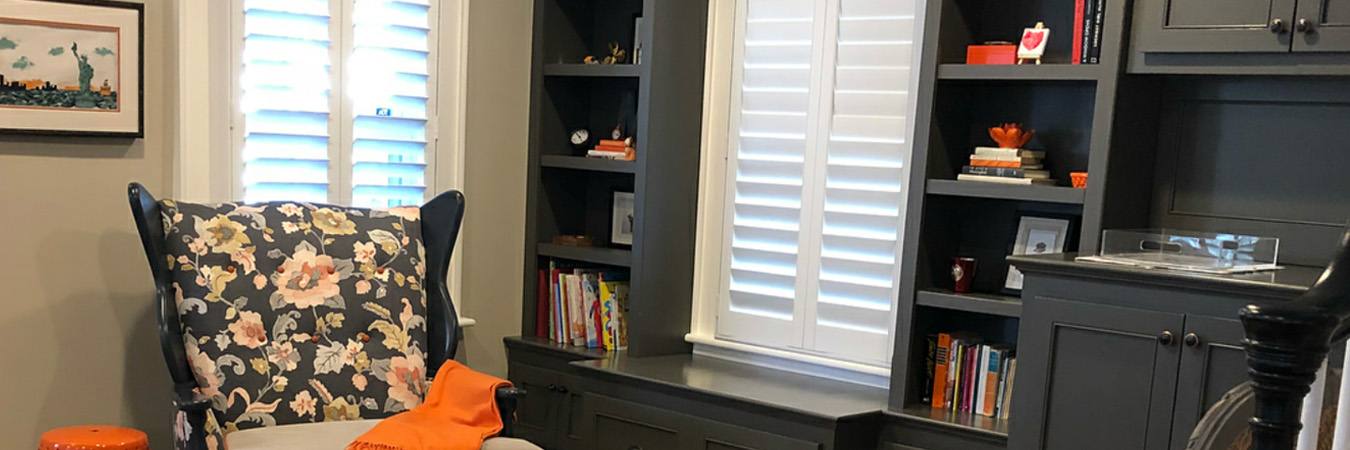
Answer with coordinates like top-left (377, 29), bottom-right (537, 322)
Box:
top-left (519, 0), bottom-right (707, 358)
top-left (886, 0), bottom-right (1157, 438)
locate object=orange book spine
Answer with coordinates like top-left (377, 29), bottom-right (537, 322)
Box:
top-left (969, 159), bottom-right (1023, 168)
top-left (595, 145), bottom-right (631, 153)
top-left (599, 139), bottom-right (631, 147)
top-left (931, 333), bottom-right (952, 408)
top-left (982, 368), bottom-right (999, 416)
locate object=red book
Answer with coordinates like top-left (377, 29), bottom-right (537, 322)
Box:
top-left (536, 270), bottom-right (548, 338)
top-left (599, 138), bottom-right (632, 147)
top-left (1072, 0), bottom-right (1085, 64)
top-left (964, 345), bottom-right (980, 412)
top-left (594, 144), bottom-right (630, 153)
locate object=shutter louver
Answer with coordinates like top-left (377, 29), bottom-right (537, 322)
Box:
top-left (718, 0), bottom-right (918, 366)
top-left (349, 0), bottom-right (432, 207)
top-left (240, 0), bottom-right (333, 203)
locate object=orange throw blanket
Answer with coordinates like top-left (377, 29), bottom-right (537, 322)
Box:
top-left (348, 361), bottom-right (512, 450)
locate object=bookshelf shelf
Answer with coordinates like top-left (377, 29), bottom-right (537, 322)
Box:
top-left (543, 64), bottom-right (642, 78)
top-left (898, 404), bottom-right (1010, 438)
top-left (937, 64), bottom-right (1100, 81)
top-left (925, 179), bottom-right (1087, 205)
top-left (916, 289), bottom-right (1022, 318)
top-left (541, 155), bottom-right (638, 173)
top-left (536, 243), bottom-right (632, 267)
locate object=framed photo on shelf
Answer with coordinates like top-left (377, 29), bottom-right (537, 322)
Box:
top-left (0, 0), bottom-right (144, 137)
top-left (611, 191), bottom-right (635, 246)
top-left (1004, 214), bottom-right (1073, 293)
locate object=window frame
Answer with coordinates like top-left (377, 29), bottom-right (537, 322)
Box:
top-left (691, 0), bottom-right (928, 375)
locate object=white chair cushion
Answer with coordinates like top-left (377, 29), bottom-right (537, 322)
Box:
top-left (224, 420), bottom-right (541, 450)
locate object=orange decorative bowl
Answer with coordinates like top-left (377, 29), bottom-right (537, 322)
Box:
top-left (1071, 172), bottom-right (1088, 189)
top-left (40, 426), bottom-right (149, 450)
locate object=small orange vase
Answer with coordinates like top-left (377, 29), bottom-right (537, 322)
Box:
top-left (1071, 172), bottom-right (1088, 189)
top-left (39, 426), bottom-right (149, 450)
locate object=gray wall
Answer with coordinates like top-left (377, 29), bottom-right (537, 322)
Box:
top-left (457, 0), bottom-right (534, 379)
top-left (0, 0), bottom-right (177, 447)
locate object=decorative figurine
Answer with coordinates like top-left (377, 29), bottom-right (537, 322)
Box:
top-left (583, 56), bottom-right (600, 65)
top-left (602, 42), bottom-right (627, 65)
top-left (1017, 22), bottom-right (1049, 65)
top-left (989, 123), bottom-right (1035, 148)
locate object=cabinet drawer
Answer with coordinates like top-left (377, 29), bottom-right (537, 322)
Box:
top-left (585, 393), bottom-right (820, 450)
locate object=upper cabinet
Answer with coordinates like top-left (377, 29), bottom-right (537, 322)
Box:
top-left (1133, 0), bottom-right (1350, 53)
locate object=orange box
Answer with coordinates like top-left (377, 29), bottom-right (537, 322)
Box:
top-left (966, 44), bottom-right (1018, 65)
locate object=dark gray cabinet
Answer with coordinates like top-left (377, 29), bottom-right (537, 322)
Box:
top-left (1135, 0), bottom-right (1350, 52)
top-left (1011, 298), bottom-right (1185, 450)
top-left (508, 363), bottom-right (587, 450)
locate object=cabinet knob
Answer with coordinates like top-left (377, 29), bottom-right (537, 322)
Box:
top-left (1158, 331), bottom-right (1175, 346)
top-left (1184, 333), bottom-right (1201, 347)
top-left (1270, 19), bottom-right (1287, 33)
top-left (628, 447), bottom-right (644, 450)
top-left (546, 384), bottom-right (558, 392)
top-left (1296, 18), bottom-right (1314, 34)
top-left (556, 385), bottom-right (569, 394)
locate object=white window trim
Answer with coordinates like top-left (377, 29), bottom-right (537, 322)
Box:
top-left (172, 0), bottom-right (471, 316)
top-left (690, 0), bottom-right (928, 382)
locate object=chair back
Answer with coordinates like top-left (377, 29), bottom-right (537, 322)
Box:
top-left (1239, 225), bottom-right (1350, 450)
top-left (127, 183), bottom-right (464, 432)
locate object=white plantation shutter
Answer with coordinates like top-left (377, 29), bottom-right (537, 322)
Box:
top-left (718, 0), bottom-right (918, 366)
top-left (234, 0), bottom-right (435, 206)
top-left (349, 0), bottom-right (432, 207)
top-left (239, 0), bottom-right (334, 203)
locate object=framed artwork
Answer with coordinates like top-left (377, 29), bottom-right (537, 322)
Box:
top-left (0, 0), bottom-right (144, 137)
top-left (1004, 215), bottom-right (1073, 292)
top-left (611, 191), bottom-right (635, 246)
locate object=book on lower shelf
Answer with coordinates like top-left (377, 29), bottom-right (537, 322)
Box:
top-left (957, 174), bottom-right (1056, 186)
top-left (927, 332), bottom-right (1016, 419)
top-left (537, 259), bottom-right (629, 350)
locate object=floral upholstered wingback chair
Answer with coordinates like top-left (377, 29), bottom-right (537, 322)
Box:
top-left (127, 183), bottom-right (530, 450)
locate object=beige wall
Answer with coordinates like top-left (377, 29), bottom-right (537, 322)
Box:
top-left (457, 0), bottom-right (533, 378)
top-left (0, 0), bottom-right (176, 448)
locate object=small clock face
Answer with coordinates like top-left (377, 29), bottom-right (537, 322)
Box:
top-left (611, 126), bottom-right (623, 140)
top-left (571, 129), bottom-right (589, 145)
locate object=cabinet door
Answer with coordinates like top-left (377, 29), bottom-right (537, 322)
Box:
top-left (508, 364), bottom-right (561, 448)
top-left (1009, 298), bottom-right (1185, 450)
top-left (1134, 0), bottom-right (1296, 52)
top-left (697, 419), bottom-right (820, 450)
top-left (584, 394), bottom-right (683, 450)
top-left (1293, 0), bottom-right (1350, 51)
top-left (554, 374), bottom-right (588, 450)
top-left (1169, 316), bottom-right (1247, 450)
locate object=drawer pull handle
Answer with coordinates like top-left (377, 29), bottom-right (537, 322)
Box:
top-left (1270, 19), bottom-right (1287, 33)
top-left (628, 447), bottom-right (643, 450)
top-left (1158, 331), bottom-right (1175, 346)
top-left (1185, 333), bottom-right (1201, 347)
top-left (556, 385), bottom-right (570, 394)
top-left (546, 384), bottom-right (558, 392)
top-left (1296, 18), bottom-right (1314, 34)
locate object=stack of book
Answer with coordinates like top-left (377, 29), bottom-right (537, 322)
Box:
top-left (957, 147), bottom-right (1054, 185)
top-left (587, 138), bottom-right (636, 161)
top-left (536, 259), bottom-right (629, 350)
top-left (1073, 0), bottom-right (1107, 64)
top-left (924, 332), bottom-right (1017, 419)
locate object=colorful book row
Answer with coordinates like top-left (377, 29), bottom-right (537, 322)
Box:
top-left (536, 259), bottom-right (629, 350)
top-left (924, 332), bottom-right (1017, 419)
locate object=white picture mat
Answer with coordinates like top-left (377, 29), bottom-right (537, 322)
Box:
top-left (611, 191), bottom-right (635, 245)
top-left (0, 0), bottom-right (140, 134)
top-left (1005, 216), bottom-right (1071, 290)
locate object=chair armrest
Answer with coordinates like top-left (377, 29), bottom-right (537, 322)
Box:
top-left (174, 389), bottom-right (213, 412)
top-left (496, 387), bottom-right (526, 438)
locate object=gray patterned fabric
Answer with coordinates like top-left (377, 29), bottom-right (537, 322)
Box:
top-left (159, 199), bottom-right (431, 445)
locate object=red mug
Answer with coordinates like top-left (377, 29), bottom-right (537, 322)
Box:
top-left (952, 257), bottom-right (977, 293)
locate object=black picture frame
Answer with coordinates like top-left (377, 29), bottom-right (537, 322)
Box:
top-left (0, 0), bottom-right (145, 138)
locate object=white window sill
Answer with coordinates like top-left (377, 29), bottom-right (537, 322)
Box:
top-left (685, 333), bottom-right (891, 389)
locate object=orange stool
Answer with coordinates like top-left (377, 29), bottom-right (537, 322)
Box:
top-left (39, 426), bottom-right (148, 450)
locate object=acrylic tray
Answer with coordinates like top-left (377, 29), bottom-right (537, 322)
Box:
top-left (1076, 229), bottom-right (1280, 274)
